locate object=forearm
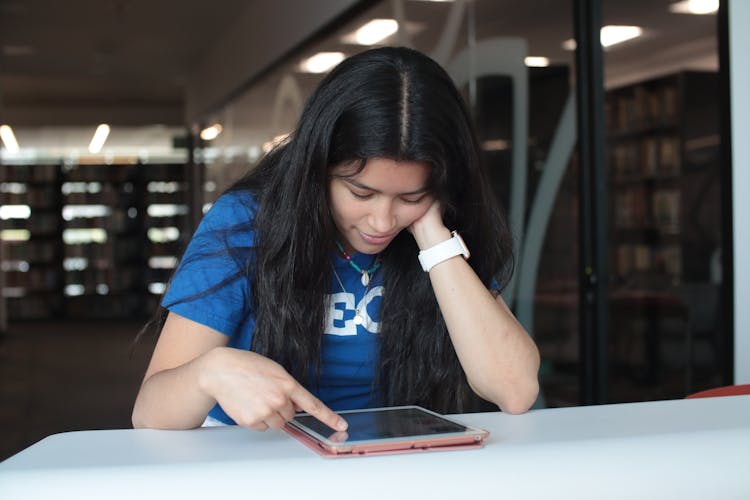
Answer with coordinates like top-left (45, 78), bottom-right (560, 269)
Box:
top-left (427, 256), bottom-right (540, 413)
top-left (132, 350), bottom-right (217, 429)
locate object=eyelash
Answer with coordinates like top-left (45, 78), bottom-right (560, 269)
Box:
top-left (350, 191), bottom-right (373, 200)
top-left (348, 188), bottom-right (426, 204)
top-left (401, 196), bottom-right (425, 205)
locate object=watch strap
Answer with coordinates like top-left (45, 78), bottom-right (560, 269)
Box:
top-left (418, 231), bottom-right (469, 272)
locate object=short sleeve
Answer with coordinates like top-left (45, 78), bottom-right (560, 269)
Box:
top-left (162, 191), bottom-right (257, 335)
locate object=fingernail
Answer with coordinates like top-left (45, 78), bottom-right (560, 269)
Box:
top-left (337, 418), bottom-right (348, 431)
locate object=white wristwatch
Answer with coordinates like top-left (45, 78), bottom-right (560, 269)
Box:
top-left (418, 231), bottom-right (470, 272)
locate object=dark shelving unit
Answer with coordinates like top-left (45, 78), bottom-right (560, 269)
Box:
top-left (606, 71), bottom-right (721, 286)
top-left (1, 162), bottom-right (194, 320)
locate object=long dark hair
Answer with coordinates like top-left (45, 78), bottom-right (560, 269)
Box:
top-left (179, 47), bottom-right (512, 413)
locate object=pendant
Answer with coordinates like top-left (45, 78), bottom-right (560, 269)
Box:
top-left (361, 271), bottom-right (370, 286)
top-left (353, 313), bottom-right (364, 325)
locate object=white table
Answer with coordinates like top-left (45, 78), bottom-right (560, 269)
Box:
top-left (1, 396), bottom-right (748, 500)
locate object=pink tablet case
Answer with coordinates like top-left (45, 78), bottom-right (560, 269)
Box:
top-left (283, 424), bottom-right (487, 458)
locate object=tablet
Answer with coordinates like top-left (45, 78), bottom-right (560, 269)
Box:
top-left (284, 405), bottom-right (489, 457)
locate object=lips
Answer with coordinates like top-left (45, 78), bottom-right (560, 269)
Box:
top-left (358, 230), bottom-right (397, 246)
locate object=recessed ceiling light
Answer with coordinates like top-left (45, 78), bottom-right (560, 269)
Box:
top-left (562, 25), bottom-right (643, 50)
top-left (200, 124), bottom-right (223, 141)
top-left (298, 52), bottom-right (345, 73)
top-left (341, 19), bottom-right (399, 46)
top-left (562, 39), bottom-right (577, 51)
top-left (0, 125), bottom-right (20, 153)
top-left (669, 0), bottom-right (718, 15)
top-left (601, 25), bottom-right (643, 47)
top-left (88, 124), bottom-right (110, 154)
top-left (525, 56), bottom-right (550, 67)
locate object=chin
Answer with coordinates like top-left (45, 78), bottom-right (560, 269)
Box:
top-left (352, 243), bottom-right (385, 255)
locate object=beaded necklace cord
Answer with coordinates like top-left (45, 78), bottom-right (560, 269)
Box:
top-left (335, 240), bottom-right (381, 286)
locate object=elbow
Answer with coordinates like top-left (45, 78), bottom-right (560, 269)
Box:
top-left (131, 400), bottom-right (147, 429)
top-left (471, 375), bottom-right (540, 414)
top-left (490, 354), bottom-right (541, 414)
top-left (131, 389), bottom-right (159, 429)
top-left (498, 377), bottom-right (539, 414)
top-left (500, 345), bottom-right (542, 414)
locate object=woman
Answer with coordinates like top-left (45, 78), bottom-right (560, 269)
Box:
top-left (132, 46), bottom-right (539, 432)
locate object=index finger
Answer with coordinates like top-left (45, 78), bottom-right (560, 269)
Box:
top-left (289, 384), bottom-right (348, 431)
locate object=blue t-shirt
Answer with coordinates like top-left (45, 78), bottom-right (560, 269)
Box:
top-left (162, 191), bottom-right (384, 424)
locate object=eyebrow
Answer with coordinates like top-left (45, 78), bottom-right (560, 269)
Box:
top-left (343, 178), bottom-right (429, 196)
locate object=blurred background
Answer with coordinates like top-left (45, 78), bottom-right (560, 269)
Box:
top-left (0, 0), bottom-right (741, 460)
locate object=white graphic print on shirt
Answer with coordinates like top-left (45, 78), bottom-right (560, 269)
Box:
top-left (324, 285), bottom-right (383, 336)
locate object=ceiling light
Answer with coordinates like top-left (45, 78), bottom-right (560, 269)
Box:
top-left (482, 139), bottom-right (511, 151)
top-left (669, 0), bottom-right (719, 15)
top-left (298, 52), bottom-right (345, 73)
top-left (0, 125), bottom-right (20, 153)
top-left (351, 19), bottom-right (399, 46)
top-left (600, 25), bottom-right (643, 47)
top-left (525, 57), bottom-right (550, 67)
top-left (200, 124), bottom-right (223, 141)
top-left (562, 25), bottom-right (643, 50)
top-left (562, 39), bottom-right (577, 51)
top-left (88, 124), bottom-right (110, 154)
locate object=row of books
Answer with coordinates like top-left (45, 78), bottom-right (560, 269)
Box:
top-left (63, 238), bottom-right (143, 262)
top-left (0, 164), bottom-right (59, 182)
top-left (613, 188), bottom-right (680, 233)
top-left (3, 268), bottom-right (61, 290)
top-left (614, 243), bottom-right (682, 277)
top-left (610, 136), bottom-right (681, 180)
top-left (606, 84), bottom-right (679, 134)
top-left (64, 268), bottom-right (140, 291)
top-left (0, 186), bottom-right (60, 207)
top-left (2, 241), bottom-right (58, 262)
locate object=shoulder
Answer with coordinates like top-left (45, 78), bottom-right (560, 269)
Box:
top-left (198, 191), bottom-right (257, 232)
top-left (202, 189), bottom-right (258, 228)
top-left (189, 189), bottom-right (258, 250)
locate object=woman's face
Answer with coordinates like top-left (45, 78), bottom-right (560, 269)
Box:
top-left (328, 157), bottom-right (433, 255)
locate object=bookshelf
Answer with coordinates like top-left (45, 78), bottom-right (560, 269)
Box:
top-left (0, 164), bottom-right (64, 319)
top-left (62, 164), bottom-right (146, 318)
top-left (606, 71), bottom-right (720, 286)
top-left (0, 162), bottom-right (194, 320)
top-left (142, 164), bottom-right (193, 315)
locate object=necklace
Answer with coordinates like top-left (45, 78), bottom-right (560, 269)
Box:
top-left (332, 266), bottom-right (376, 326)
top-left (335, 240), bottom-right (381, 286)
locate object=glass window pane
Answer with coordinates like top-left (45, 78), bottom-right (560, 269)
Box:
top-left (197, 0), bottom-right (582, 408)
top-left (603, 0), bottom-right (722, 402)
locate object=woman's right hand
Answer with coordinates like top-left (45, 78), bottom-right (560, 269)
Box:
top-left (133, 312), bottom-right (346, 432)
top-left (199, 347), bottom-right (347, 432)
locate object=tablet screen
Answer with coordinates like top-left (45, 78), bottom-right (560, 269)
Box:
top-left (292, 406), bottom-right (468, 442)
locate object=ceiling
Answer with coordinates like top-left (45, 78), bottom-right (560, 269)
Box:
top-left (202, 0), bottom-right (719, 156)
top-left (0, 0), bottom-right (249, 112)
top-left (0, 0), bottom-right (720, 157)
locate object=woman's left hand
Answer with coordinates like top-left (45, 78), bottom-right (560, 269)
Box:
top-left (408, 198), bottom-right (452, 250)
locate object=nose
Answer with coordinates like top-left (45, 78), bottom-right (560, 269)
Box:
top-left (367, 198), bottom-right (397, 234)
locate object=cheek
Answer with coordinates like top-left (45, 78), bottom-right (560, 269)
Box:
top-left (328, 186), bottom-right (352, 223)
top-left (330, 197), bottom-right (364, 227)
